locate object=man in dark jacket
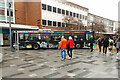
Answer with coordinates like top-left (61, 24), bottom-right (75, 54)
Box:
top-left (103, 38), bottom-right (109, 55)
top-left (89, 36), bottom-right (95, 52)
top-left (98, 37), bottom-right (102, 52)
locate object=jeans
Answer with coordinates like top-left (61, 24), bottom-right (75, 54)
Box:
top-left (103, 46), bottom-right (108, 54)
top-left (90, 46), bottom-right (93, 52)
top-left (99, 45), bottom-right (101, 52)
top-left (67, 48), bottom-right (73, 58)
top-left (60, 49), bottom-right (66, 59)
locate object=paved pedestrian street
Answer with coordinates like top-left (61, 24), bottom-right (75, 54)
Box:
top-left (0, 48), bottom-right (119, 78)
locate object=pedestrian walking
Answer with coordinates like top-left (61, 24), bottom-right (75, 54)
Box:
top-left (97, 37), bottom-right (102, 52)
top-left (89, 35), bottom-right (95, 52)
top-left (103, 38), bottom-right (109, 55)
top-left (58, 36), bottom-right (67, 61)
top-left (108, 38), bottom-right (114, 54)
top-left (116, 38), bottom-right (120, 53)
top-left (67, 36), bottom-right (74, 60)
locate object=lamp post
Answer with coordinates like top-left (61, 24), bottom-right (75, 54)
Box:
top-left (92, 22), bottom-right (94, 31)
top-left (8, 2), bottom-right (12, 52)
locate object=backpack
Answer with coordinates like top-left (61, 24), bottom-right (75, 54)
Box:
top-left (110, 41), bottom-right (113, 46)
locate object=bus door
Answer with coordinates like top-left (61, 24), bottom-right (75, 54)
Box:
top-left (12, 31), bottom-right (19, 51)
top-left (40, 33), bottom-right (51, 48)
top-left (73, 33), bottom-right (85, 48)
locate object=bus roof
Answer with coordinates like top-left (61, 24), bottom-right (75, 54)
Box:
top-left (13, 30), bottom-right (94, 34)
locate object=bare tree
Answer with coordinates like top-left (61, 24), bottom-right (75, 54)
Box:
top-left (89, 21), bottom-right (106, 33)
top-left (62, 16), bottom-right (84, 30)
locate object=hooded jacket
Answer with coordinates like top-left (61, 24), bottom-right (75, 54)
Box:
top-left (67, 39), bottom-right (74, 48)
top-left (59, 38), bottom-right (67, 49)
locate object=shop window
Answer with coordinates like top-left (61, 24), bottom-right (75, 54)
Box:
top-left (62, 9), bottom-right (65, 15)
top-left (3, 34), bottom-right (9, 45)
top-left (53, 7), bottom-right (56, 13)
top-left (42, 19), bottom-right (46, 25)
top-left (58, 8), bottom-right (61, 14)
top-left (53, 21), bottom-right (57, 26)
top-left (42, 4), bottom-right (46, 10)
top-left (48, 20), bottom-right (52, 26)
top-left (48, 5), bottom-right (52, 11)
top-left (58, 22), bottom-right (61, 27)
top-left (66, 10), bottom-right (69, 15)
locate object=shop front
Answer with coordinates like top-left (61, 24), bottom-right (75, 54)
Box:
top-left (0, 23), bottom-right (38, 46)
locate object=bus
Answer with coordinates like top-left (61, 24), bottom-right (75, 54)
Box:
top-left (12, 30), bottom-right (94, 50)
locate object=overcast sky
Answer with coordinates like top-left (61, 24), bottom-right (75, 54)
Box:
top-left (67, 0), bottom-right (120, 21)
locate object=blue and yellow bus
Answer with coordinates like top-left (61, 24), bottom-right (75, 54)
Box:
top-left (12, 30), bottom-right (94, 50)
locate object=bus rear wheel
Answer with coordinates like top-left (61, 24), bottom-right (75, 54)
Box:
top-left (33, 44), bottom-right (39, 50)
top-left (76, 44), bottom-right (81, 48)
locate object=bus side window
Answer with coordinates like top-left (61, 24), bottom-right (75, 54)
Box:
top-left (19, 33), bottom-right (24, 41)
top-left (25, 34), bottom-right (29, 41)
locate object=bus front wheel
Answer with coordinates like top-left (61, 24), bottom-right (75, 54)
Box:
top-left (33, 44), bottom-right (40, 50)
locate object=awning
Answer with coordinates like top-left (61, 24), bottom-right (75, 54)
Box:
top-left (0, 23), bottom-right (39, 30)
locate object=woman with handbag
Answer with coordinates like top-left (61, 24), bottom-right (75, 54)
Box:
top-left (67, 36), bottom-right (74, 60)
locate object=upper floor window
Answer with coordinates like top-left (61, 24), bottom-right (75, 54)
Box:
top-left (85, 16), bottom-right (87, 20)
top-left (73, 13), bottom-right (76, 17)
top-left (42, 19), bottom-right (47, 25)
top-left (48, 20), bottom-right (52, 26)
top-left (58, 22), bottom-right (61, 27)
top-left (77, 14), bottom-right (79, 18)
top-left (42, 4), bottom-right (46, 10)
top-left (53, 21), bottom-right (57, 26)
top-left (48, 5), bottom-right (52, 11)
top-left (7, 10), bottom-right (13, 16)
top-left (0, 9), bottom-right (5, 15)
top-left (53, 7), bottom-right (56, 13)
top-left (80, 14), bottom-right (82, 19)
top-left (58, 8), bottom-right (61, 14)
top-left (83, 15), bottom-right (84, 19)
top-left (62, 9), bottom-right (65, 15)
top-left (70, 12), bottom-right (72, 16)
top-left (66, 10), bottom-right (69, 15)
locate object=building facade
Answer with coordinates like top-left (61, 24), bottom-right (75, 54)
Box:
top-left (88, 13), bottom-right (114, 34)
top-left (0, 0), bottom-right (15, 23)
top-left (41, 0), bottom-right (88, 29)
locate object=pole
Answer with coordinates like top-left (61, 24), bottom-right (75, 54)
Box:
top-left (9, 2), bottom-right (12, 52)
top-left (92, 22), bottom-right (93, 31)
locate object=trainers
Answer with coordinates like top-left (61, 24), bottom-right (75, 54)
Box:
top-left (68, 57), bottom-right (71, 60)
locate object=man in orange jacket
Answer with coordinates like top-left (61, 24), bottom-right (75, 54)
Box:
top-left (58, 36), bottom-right (67, 61)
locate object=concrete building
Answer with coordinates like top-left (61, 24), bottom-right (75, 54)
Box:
top-left (113, 21), bottom-right (120, 34)
top-left (88, 13), bottom-right (114, 34)
top-left (41, 0), bottom-right (89, 29)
